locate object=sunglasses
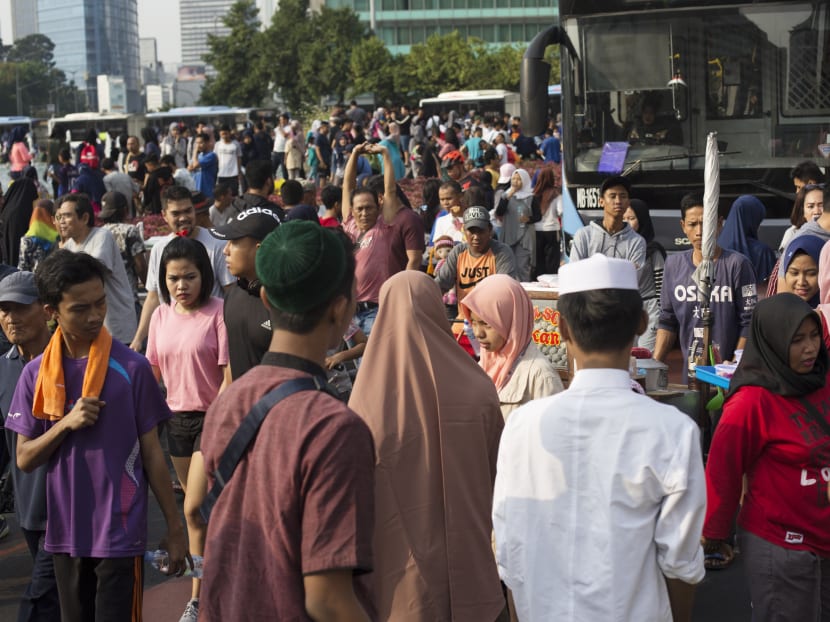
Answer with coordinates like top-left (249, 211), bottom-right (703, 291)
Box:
top-left (803, 183), bottom-right (826, 192)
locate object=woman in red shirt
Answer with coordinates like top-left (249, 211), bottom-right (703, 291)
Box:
top-left (703, 293), bottom-right (830, 621)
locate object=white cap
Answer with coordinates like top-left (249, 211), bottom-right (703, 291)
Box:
top-left (559, 254), bottom-right (639, 294)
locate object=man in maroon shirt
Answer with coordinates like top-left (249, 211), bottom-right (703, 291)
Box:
top-left (199, 221), bottom-right (375, 621)
top-left (341, 142), bottom-right (424, 336)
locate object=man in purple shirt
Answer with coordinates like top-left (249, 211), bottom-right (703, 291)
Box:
top-left (5, 250), bottom-right (188, 621)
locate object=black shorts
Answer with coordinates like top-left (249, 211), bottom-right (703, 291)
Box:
top-left (166, 411), bottom-right (205, 457)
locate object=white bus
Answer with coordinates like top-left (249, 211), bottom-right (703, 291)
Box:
top-left (47, 112), bottom-right (142, 151)
top-left (145, 106), bottom-right (277, 132)
top-left (419, 90), bottom-right (521, 120)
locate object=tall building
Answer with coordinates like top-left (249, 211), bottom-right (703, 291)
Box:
top-left (37, 0), bottom-right (141, 112)
top-left (140, 37), bottom-right (162, 86)
top-left (179, 0), bottom-right (234, 72)
top-left (10, 0), bottom-right (38, 41)
top-left (325, 0), bottom-right (556, 55)
top-left (256, 0), bottom-right (277, 28)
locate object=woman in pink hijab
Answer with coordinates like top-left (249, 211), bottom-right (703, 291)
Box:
top-left (462, 274), bottom-right (564, 418)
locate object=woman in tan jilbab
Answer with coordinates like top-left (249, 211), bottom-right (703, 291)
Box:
top-left (349, 270), bottom-right (506, 621)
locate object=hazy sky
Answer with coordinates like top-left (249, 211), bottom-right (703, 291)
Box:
top-left (0, 0), bottom-right (184, 65)
top-left (138, 0), bottom-right (183, 65)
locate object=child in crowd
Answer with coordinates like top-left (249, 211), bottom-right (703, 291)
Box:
top-left (462, 274), bottom-right (563, 418)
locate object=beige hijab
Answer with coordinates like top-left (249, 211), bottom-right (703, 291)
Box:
top-left (349, 271), bottom-right (505, 622)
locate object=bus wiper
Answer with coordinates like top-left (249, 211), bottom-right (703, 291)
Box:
top-left (621, 151), bottom-right (741, 176)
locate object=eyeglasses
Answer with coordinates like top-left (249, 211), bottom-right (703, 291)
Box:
top-left (54, 213), bottom-right (74, 221)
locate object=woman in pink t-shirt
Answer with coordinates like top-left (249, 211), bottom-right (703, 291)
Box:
top-left (146, 237), bottom-right (229, 621)
top-left (8, 126), bottom-right (33, 179)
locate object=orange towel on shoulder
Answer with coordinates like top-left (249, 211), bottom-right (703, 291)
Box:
top-left (32, 326), bottom-right (113, 421)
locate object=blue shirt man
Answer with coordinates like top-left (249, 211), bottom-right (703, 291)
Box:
top-left (540, 133), bottom-right (561, 164)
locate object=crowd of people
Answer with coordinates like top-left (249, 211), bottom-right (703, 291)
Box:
top-left (0, 104), bottom-right (827, 622)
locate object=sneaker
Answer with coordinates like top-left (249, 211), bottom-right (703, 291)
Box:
top-left (0, 515), bottom-right (9, 540)
top-left (179, 599), bottom-right (198, 622)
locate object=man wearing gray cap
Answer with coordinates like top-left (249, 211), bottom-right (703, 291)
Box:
top-left (0, 271), bottom-right (60, 619)
top-left (208, 206), bottom-right (282, 379)
top-left (435, 206), bottom-right (517, 352)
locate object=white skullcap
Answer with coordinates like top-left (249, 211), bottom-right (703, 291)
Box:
top-left (559, 254), bottom-right (639, 294)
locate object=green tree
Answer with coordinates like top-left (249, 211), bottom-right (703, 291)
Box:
top-left (7, 34), bottom-right (56, 66)
top-left (200, 0), bottom-right (269, 107)
top-left (261, 0), bottom-right (311, 113)
top-left (396, 32), bottom-right (483, 102)
top-left (544, 46), bottom-right (561, 85)
top-left (0, 34), bottom-right (76, 115)
top-left (349, 36), bottom-right (395, 105)
top-left (480, 44), bottom-right (525, 92)
top-left (299, 7), bottom-right (367, 104)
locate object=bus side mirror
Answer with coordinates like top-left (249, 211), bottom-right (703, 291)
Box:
top-left (521, 57), bottom-right (552, 136)
top-left (521, 25), bottom-right (580, 136)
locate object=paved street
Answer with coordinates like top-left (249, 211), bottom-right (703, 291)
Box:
top-left (0, 494), bottom-right (752, 622)
top-left (0, 351), bottom-right (752, 620)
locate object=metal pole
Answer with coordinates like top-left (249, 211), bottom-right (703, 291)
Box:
top-left (16, 66), bottom-right (22, 116)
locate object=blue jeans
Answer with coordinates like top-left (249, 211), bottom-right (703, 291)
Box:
top-left (19, 529), bottom-right (61, 622)
top-left (354, 306), bottom-right (378, 337)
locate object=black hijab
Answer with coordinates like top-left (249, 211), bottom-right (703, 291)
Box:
top-left (629, 199), bottom-right (666, 260)
top-left (728, 293), bottom-right (827, 398)
top-left (0, 177), bottom-right (39, 266)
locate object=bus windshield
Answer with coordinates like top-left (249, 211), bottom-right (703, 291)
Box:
top-left (562, 2), bottom-right (829, 190)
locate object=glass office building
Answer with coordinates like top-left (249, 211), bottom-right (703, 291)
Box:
top-left (325, 0), bottom-right (557, 55)
top-left (38, 0), bottom-right (141, 111)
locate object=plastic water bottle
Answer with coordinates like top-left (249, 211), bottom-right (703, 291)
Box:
top-left (144, 550), bottom-right (203, 578)
top-left (463, 319), bottom-right (481, 357)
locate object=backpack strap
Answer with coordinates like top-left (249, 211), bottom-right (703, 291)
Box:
top-left (201, 376), bottom-right (333, 522)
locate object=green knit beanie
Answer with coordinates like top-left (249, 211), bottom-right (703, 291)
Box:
top-left (255, 220), bottom-right (347, 314)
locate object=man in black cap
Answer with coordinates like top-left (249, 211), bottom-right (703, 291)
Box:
top-left (0, 270), bottom-right (60, 618)
top-left (569, 175), bottom-right (645, 273)
top-left (208, 206), bottom-right (282, 379)
top-left (199, 221), bottom-right (375, 620)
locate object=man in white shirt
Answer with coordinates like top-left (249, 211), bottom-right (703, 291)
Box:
top-left (271, 113), bottom-right (291, 180)
top-left (493, 254), bottom-right (705, 622)
top-left (213, 124), bottom-right (242, 196)
top-left (129, 185), bottom-right (233, 351)
top-left (55, 194), bottom-right (138, 343)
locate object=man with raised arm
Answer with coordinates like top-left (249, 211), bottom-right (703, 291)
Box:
top-left (341, 142), bottom-right (424, 336)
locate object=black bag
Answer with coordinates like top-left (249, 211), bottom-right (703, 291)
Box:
top-left (200, 375), bottom-right (335, 522)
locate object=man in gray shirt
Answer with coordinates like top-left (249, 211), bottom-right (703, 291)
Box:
top-left (569, 176), bottom-right (646, 272)
top-left (101, 158), bottom-right (138, 217)
top-left (56, 194), bottom-right (137, 343)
